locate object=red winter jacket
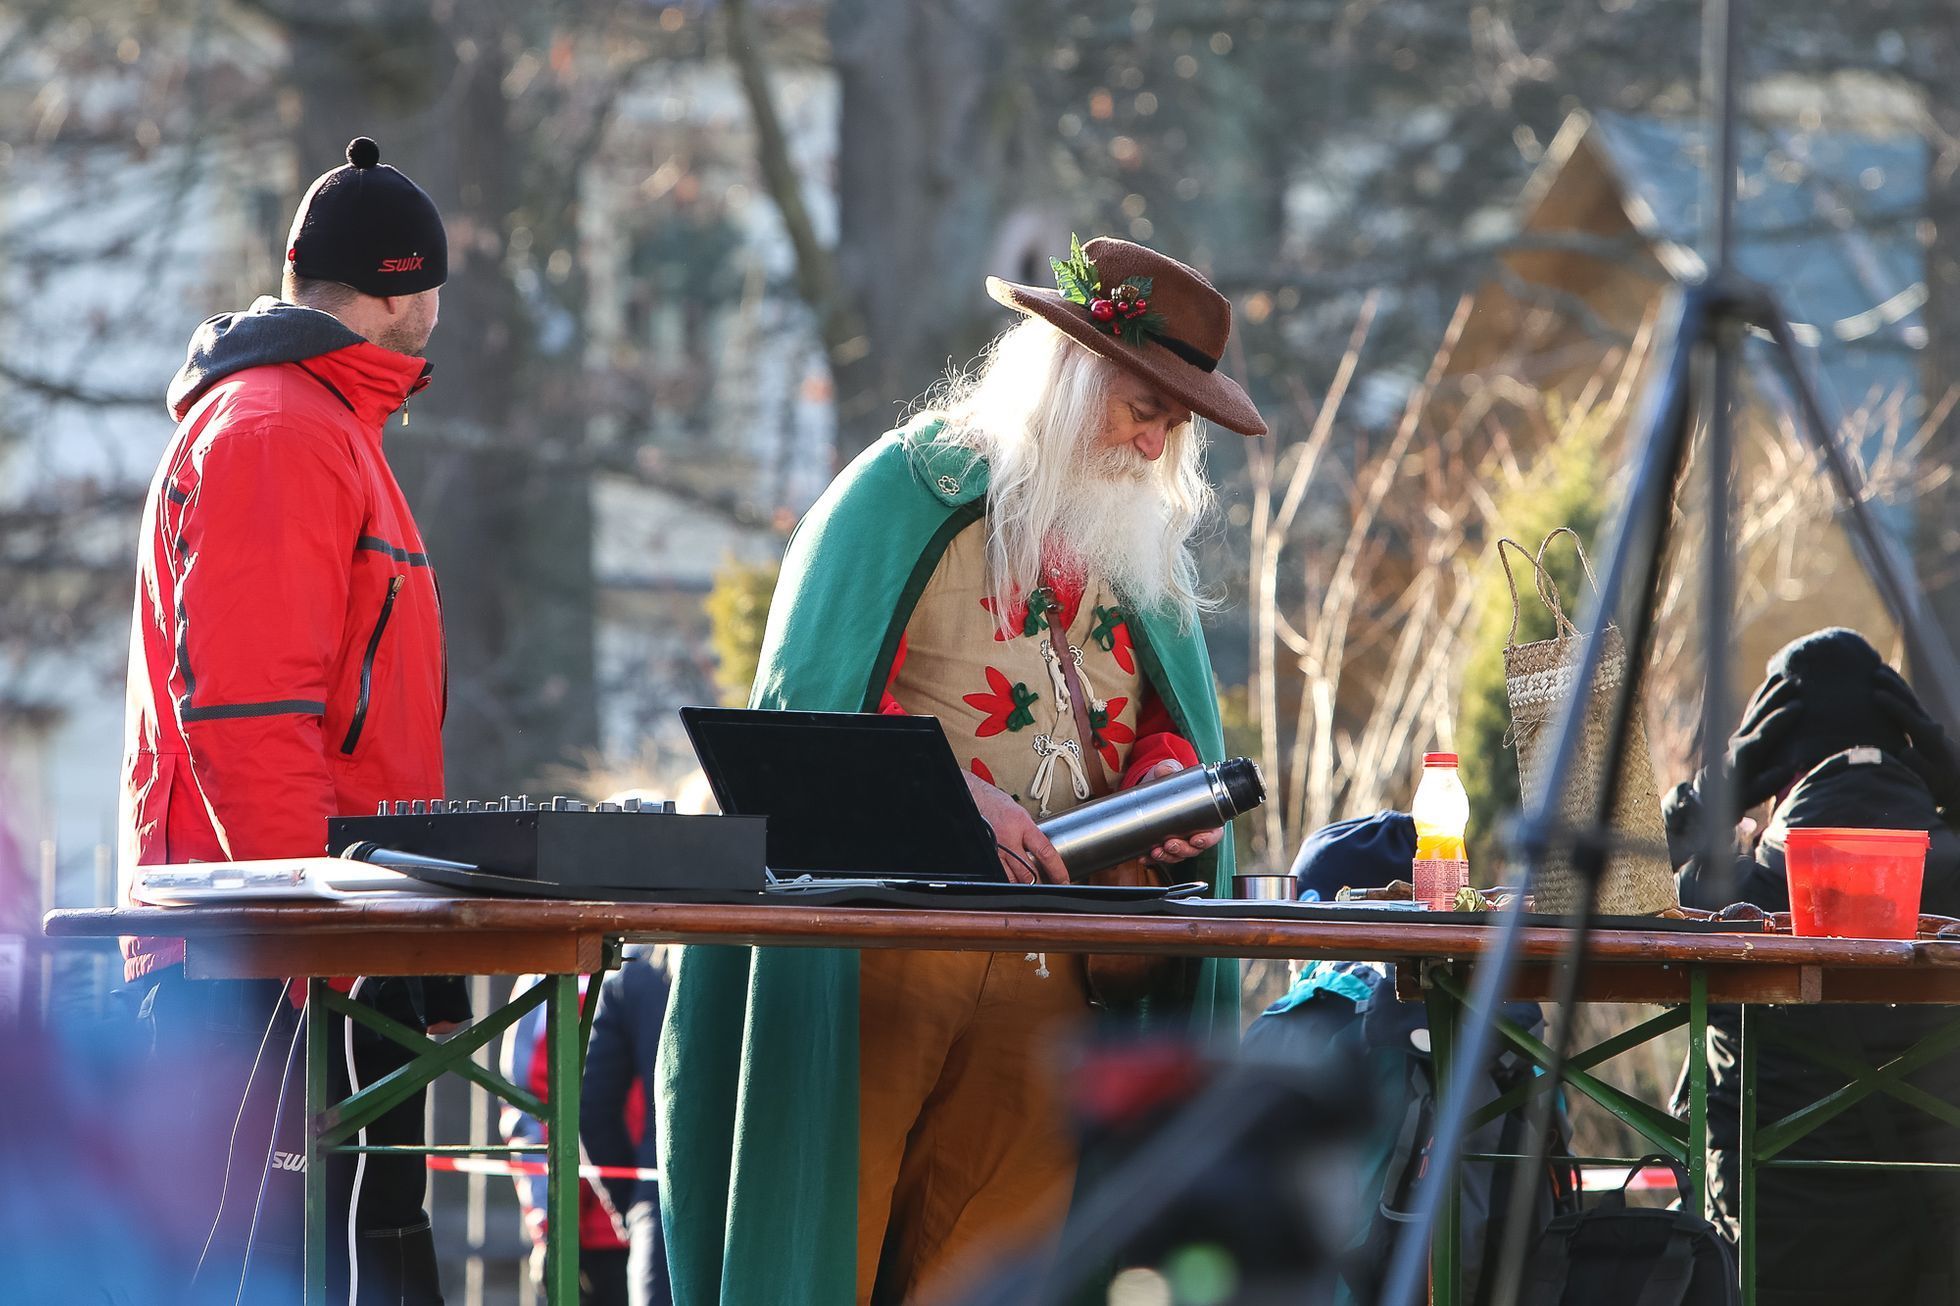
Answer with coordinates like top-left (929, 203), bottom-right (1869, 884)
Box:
top-left (119, 298), bottom-right (447, 980)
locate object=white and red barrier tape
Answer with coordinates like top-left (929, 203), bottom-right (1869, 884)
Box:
top-left (426, 1156), bottom-right (661, 1182)
top-left (432, 1156), bottom-right (1668, 1192)
top-left (1578, 1165), bottom-right (1679, 1192)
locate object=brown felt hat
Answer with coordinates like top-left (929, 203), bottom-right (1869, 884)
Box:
top-left (986, 236), bottom-right (1267, 437)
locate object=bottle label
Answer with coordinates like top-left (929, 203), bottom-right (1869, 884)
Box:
top-left (1414, 859), bottom-right (1470, 911)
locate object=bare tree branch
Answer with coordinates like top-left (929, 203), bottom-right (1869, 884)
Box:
top-left (723, 0), bottom-right (869, 373)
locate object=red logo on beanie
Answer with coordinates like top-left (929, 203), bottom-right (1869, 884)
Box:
top-left (378, 255), bottom-right (425, 273)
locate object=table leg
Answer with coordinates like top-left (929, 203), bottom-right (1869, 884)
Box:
top-left (1689, 967), bottom-right (1708, 1220)
top-left (1425, 970), bottom-right (1461, 1306)
top-left (305, 977), bottom-right (329, 1306)
top-left (546, 973), bottom-right (582, 1305)
top-left (1739, 1001), bottom-right (1757, 1306)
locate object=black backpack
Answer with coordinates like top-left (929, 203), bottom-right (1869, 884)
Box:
top-left (1243, 961), bottom-right (1580, 1305)
top-left (1521, 1157), bottom-right (1739, 1306)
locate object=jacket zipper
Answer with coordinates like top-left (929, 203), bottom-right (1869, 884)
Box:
top-left (342, 575), bottom-right (404, 754)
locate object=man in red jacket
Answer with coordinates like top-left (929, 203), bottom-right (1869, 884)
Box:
top-left (120, 136), bottom-right (463, 1303)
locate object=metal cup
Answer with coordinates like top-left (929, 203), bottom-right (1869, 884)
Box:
top-left (1233, 873), bottom-right (1299, 901)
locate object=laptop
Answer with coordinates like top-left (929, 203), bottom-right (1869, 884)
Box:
top-left (679, 707), bottom-right (1201, 900)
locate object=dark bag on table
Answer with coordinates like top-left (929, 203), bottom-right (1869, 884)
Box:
top-left (1521, 1155), bottom-right (1737, 1306)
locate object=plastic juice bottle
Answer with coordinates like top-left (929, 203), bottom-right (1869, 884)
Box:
top-left (1412, 752), bottom-right (1470, 909)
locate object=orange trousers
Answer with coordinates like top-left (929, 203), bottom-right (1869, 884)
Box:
top-left (856, 947), bottom-right (1091, 1305)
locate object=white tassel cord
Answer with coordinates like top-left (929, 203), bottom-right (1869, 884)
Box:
top-left (1041, 639), bottom-right (1072, 713)
top-left (1027, 733), bottom-right (1092, 817)
top-left (1069, 643), bottom-right (1108, 715)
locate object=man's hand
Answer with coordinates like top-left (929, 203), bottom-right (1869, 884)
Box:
top-left (962, 769), bottom-right (1070, 884)
top-left (1136, 759), bottom-right (1224, 865)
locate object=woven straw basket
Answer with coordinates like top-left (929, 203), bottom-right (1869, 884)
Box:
top-left (1499, 529), bottom-right (1677, 916)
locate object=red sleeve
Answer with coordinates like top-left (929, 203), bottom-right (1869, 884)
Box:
top-left (173, 424), bottom-right (363, 861)
top-left (1120, 683), bottom-right (1199, 788)
top-left (877, 633), bottom-right (909, 714)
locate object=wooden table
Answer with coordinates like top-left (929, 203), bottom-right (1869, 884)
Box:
top-left (46, 898), bottom-right (1960, 1304)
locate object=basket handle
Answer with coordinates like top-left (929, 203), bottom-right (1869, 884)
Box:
top-left (1535, 527), bottom-right (1602, 606)
top-left (1498, 536), bottom-right (1580, 645)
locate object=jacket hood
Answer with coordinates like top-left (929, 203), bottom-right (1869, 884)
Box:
top-left (167, 296), bottom-right (367, 419)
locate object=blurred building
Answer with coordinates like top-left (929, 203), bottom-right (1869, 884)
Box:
top-left (1448, 98), bottom-right (1933, 692)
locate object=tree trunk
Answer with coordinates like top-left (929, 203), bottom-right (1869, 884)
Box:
top-left (824, 0), bottom-right (1041, 459)
top-left (281, 4), bottom-right (598, 797)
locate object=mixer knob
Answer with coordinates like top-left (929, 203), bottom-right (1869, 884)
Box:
top-left (376, 801), bottom-right (388, 815)
top-left (596, 801), bottom-right (621, 812)
top-left (623, 797), bottom-right (642, 813)
top-left (465, 800), bottom-right (482, 812)
top-left (411, 800), bottom-right (426, 815)
top-left (393, 801), bottom-right (411, 815)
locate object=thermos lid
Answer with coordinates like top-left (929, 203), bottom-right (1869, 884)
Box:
top-left (1423, 752), bottom-right (1459, 767)
top-left (1218, 757), bottom-right (1265, 814)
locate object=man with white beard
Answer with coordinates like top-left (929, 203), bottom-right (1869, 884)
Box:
top-left (657, 237), bottom-right (1268, 1306)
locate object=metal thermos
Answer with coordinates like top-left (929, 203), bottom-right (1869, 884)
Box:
top-left (1037, 757), bottom-right (1265, 877)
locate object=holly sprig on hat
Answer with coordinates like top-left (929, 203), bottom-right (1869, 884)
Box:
top-left (1050, 233), bottom-right (1170, 349)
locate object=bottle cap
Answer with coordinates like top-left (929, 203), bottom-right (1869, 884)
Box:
top-left (1423, 752), bottom-right (1459, 768)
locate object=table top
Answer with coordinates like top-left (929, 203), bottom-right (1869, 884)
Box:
top-left (44, 897), bottom-right (1960, 1003)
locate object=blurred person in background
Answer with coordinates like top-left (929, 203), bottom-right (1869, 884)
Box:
top-left (502, 971), bottom-right (632, 1306)
top-left (1667, 627), bottom-right (1960, 1304)
top-left (583, 944), bottom-right (675, 1306)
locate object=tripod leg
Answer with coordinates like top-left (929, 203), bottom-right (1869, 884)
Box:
top-left (1696, 317), bottom-right (1743, 908)
top-left (1392, 284), bottom-right (1711, 1306)
top-left (1490, 283), bottom-right (1728, 1306)
top-left (1758, 314), bottom-right (1960, 727)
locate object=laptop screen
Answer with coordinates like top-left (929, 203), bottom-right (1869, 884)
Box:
top-left (680, 707), bottom-right (1005, 882)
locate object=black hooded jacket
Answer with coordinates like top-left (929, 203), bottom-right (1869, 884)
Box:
top-left (1677, 748), bottom-right (1960, 1301)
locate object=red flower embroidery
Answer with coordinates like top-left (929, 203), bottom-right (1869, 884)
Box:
top-left (963, 666), bottom-right (1041, 736)
top-left (1091, 696), bottom-right (1134, 772)
top-left (970, 758), bottom-right (994, 785)
top-left (1109, 620), bottom-right (1136, 674)
top-left (980, 594), bottom-right (1030, 642)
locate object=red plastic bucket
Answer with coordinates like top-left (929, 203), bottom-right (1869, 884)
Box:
top-left (1783, 827), bottom-right (1930, 939)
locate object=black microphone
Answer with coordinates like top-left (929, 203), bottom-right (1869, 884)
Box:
top-left (338, 841), bottom-right (482, 876)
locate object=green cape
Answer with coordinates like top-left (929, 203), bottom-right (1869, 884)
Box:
top-left (656, 420), bottom-right (1240, 1304)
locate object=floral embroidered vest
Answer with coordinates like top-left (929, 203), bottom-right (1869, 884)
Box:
top-left (891, 520), bottom-right (1143, 819)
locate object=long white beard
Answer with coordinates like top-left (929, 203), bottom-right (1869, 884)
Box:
top-left (1044, 444), bottom-right (1181, 610)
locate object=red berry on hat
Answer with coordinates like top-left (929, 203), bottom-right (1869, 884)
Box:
top-left (1090, 299), bottom-right (1115, 321)
top-left (1133, 299), bottom-right (1147, 313)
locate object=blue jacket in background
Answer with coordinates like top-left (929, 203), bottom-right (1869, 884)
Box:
top-left (582, 947), bottom-right (672, 1218)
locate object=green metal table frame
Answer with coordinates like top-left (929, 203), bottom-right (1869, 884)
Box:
top-left (44, 899), bottom-right (1960, 1304)
top-left (298, 954), bottom-right (616, 1306)
top-left (1416, 958), bottom-right (1960, 1306)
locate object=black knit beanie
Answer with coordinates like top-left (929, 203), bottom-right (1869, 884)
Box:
top-left (285, 137), bottom-right (447, 297)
